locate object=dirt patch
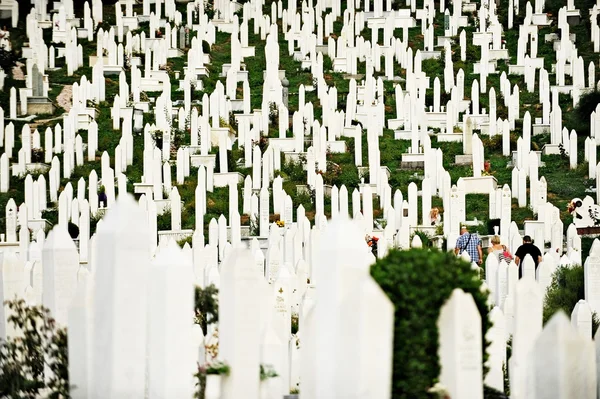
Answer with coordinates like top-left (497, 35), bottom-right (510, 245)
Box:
top-left (56, 85), bottom-right (72, 112)
top-left (12, 61), bottom-right (24, 80)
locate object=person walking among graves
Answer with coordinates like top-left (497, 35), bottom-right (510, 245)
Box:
top-left (514, 235), bottom-right (542, 279)
top-left (454, 225), bottom-right (483, 265)
top-left (488, 235), bottom-right (512, 264)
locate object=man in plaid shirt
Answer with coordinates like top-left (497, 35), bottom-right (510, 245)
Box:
top-left (454, 225), bottom-right (483, 265)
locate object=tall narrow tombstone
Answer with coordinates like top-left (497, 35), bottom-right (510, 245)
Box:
top-left (529, 312), bottom-right (596, 399)
top-left (219, 249), bottom-right (264, 399)
top-left (510, 277), bottom-right (543, 399)
top-left (91, 196), bottom-right (150, 397)
top-left (147, 242), bottom-right (196, 398)
top-left (42, 227), bottom-right (79, 326)
top-left (584, 255), bottom-right (600, 313)
top-left (437, 289), bottom-right (483, 399)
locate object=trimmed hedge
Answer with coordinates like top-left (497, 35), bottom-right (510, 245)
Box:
top-left (371, 248), bottom-right (491, 399)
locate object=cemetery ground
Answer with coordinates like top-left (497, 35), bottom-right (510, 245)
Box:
top-left (0, 2), bottom-right (594, 239)
top-left (4, 0), bottom-right (600, 397)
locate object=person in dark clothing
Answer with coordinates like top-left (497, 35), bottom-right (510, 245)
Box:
top-left (514, 235), bottom-right (543, 279)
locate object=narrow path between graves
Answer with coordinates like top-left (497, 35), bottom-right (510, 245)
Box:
top-left (56, 85), bottom-right (72, 112)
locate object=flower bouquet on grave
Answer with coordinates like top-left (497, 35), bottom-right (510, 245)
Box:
top-left (567, 200), bottom-right (576, 214)
top-left (276, 220), bottom-right (285, 227)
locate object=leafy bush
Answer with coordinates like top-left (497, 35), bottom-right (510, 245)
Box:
top-left (410, 230), bottom-right (432, 247)
top-left (0, 299), bottom-right (69, 398)
top-left (573, 89), bottom-right (600, 134)
top-left (543, 265), bottom-right (600, 335)
top-left (0, 47), bottom-right (17, 75)
top-left (370, 248), bottom-right (490, 399)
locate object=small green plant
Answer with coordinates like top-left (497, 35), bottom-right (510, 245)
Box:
top-left (201, 359), bottom-right (230, 375)
top-left (259, 364), bottom-right (279, 381)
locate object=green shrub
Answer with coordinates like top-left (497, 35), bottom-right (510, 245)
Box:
top-left (0, 299), bottom-right (69, 397)
top-left (370, 248), bottom-right (490, 399)
top-left (543, 265), bottom-right (600, 335)
top-left (572, 89), bottom-right (600, 134)
top-left (410, 230), bottom-right (432, 247)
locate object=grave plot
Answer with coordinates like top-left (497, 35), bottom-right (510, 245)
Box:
top-left (1, 0), bottom-right (600, 397)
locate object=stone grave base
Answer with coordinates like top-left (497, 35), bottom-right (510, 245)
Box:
top-left (27, 97), bottom-right (55, 115)
top-left (297, 184), bottom-right (332, 197)
top-left (533, 124), bottom-right (551, 135)
top-left (394, 130), bottom-right (412, 140)
top-left (437, 36), bottom-right (453, 47)
top-left (387, 118), bottom-right (404, 130)
top-left (103, 66), bottom-right (125, 76)
top-left (282, 151), bottom-right (306, 166)
top-left (401, 153), bottom-right (425, 169)
top-left (420, 51), bottom-right (441, 60)
top-left (512, 150), bottom-right (542, 166)
top-left (270, 138), bottom-right (296, 152)
top-left (566, 10), bottom-right (581, 25)
top-left (89, 55), bottom-right (108, 67)
top-left (357, 166), bottom-right (391, 180)
top-left (542, 144), bottom-right (560, 155)
top-left (240, 46), bottom-right (255, 58)
top-left (358, 183), bottom-right (378, 197)
top-left (459, 176), bottom-right (498, 194)
top-left (262, 70), bottom-right (286, 81)
top-left (489, 49), bottom-right (510, 61)
top-left (28, 219), bottom-right (51, 234)
top-left (227, 226), bottom-right (251, 240)
top-left (158, 229), bottom-right (193, 246)
top-left (230, 99), bottom-right (244, 112)
top-left (342, 74), bottom-right (365, 80)
top-left (190, 153), bottom-right (216, 169)
top-left (436, 133), bottom-right (463, 143)
top-left (532, 13), bottom-right (552, 25)
top-left (213, 172), bottom-right (244, 188)
top-left (327, 140), bottom-right (347, 153)
top-left (134, 183), bottom-right (154, 197)
top-left (454, 154), bottom-right (472, 165)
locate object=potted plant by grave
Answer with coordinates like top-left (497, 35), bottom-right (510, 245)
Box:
top-left (200, 359), bottom-right (229, 399)
top-left (259, 364), bottom-right (279, 399)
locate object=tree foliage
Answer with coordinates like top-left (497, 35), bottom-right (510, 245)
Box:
top-left (543, 265), bottom-right (600, 335)
top-left (370, 248), bottom-right (491, 399)
top-left (195, 284), bottom-right (219, 335)
top-left (0, 299), bottom-right (69, 398)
